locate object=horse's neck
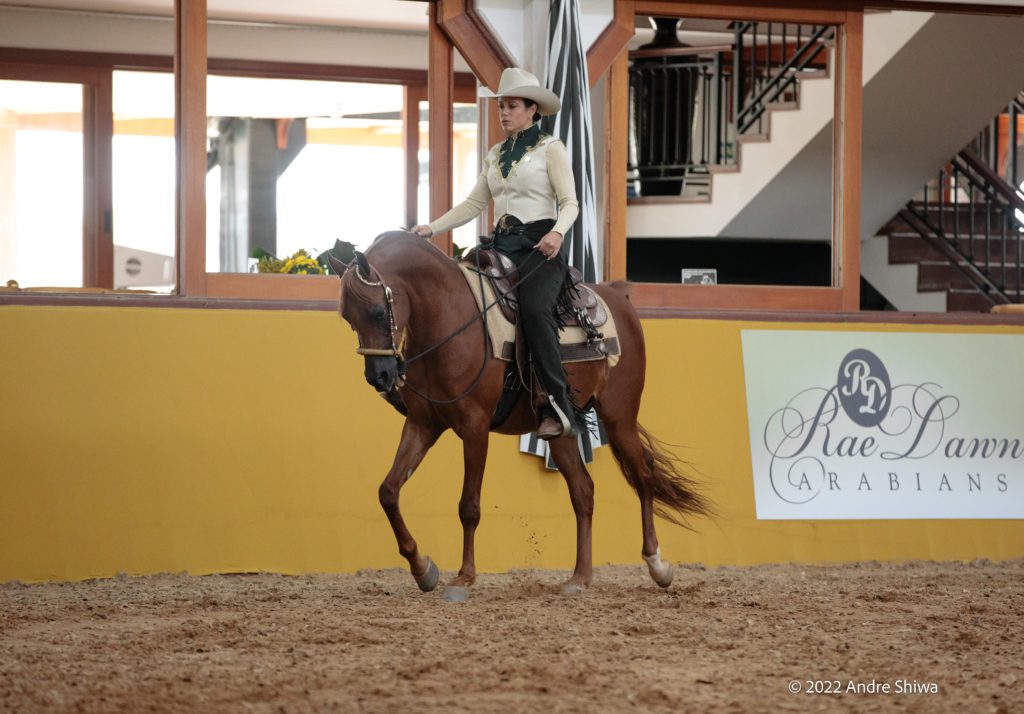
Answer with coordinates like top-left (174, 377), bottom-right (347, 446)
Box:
top-left (393, 241), bottom-right (475, 348)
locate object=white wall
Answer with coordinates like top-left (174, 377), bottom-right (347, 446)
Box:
top-left (475, 0), bottom-right (614, 78)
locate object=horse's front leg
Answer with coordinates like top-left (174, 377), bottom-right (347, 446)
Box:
top-left (548, 437), bottom-right (595, 595)
top-left (442, 425), bottom-right (489, 602)
top-left (379, 418), bottom-right (444, 591)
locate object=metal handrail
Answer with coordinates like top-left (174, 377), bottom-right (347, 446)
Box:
top-left (735, 24), bottom-right (834, 135)
top-left (900, 145), bottom-right (1024, 306)
top-left (958, 147), bottom-right (1024, 216)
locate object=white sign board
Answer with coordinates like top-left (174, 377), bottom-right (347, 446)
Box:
top-left (741, 330), bottom-right (1024, 519)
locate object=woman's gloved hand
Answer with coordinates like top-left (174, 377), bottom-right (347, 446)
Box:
top-left (410, 225), bottom-right (433, 237)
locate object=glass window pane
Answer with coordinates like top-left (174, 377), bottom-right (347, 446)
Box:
top-left (206, 76), bottom-right (404, 273)
top-left (626, 17), bottom-right (836, 287)
top-left (452, 102), bottom-right (478, 253)
top-left (0, 80), bottom-right (83, 288)
top-left (416, 100), bottom-right (479, 253)
top-left (112, 70), bottom-right (176, 292)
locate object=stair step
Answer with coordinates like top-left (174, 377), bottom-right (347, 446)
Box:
top-left (628, 193), bottom-right (711, 205)
top-left (917, 262), bottom-right (1024, 291)
top-left (737, 132), bottom-right (770, 144)
top-left (907, 208), bottom-right (1020, 235)
top-left (946, 289), bottom-right (1004, 313)
top-left (886, 232), bottom-right (1024, 264)
top-left (708, 163), bottom-right (740, 175)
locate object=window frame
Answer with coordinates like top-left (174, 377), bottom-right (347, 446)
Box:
top-left (609, 2), bottom-right (863, 312)
top-left (0, 45), bottom-right (476, 303)
top-left (0, 61), bottom-right (113, 289)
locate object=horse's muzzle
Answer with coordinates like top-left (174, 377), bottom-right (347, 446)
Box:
top-left (364, 355), bottom-right (399, 393)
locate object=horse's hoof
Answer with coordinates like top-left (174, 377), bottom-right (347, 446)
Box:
top-left (643, 549), bottom-right (674, 589)
top-left (650, 562), bottom-right (674, 589)
top-left (414, 557), bottom-right (439, 592)
top-left (441, 585), bottom-right (469, 602)
top-left (561, 582), bottom-right (584, 596)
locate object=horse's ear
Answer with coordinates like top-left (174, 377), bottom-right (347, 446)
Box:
top-left (327, 253), bottom-right (348, 276)
top-left (354, 251), bottom-right (372, 280)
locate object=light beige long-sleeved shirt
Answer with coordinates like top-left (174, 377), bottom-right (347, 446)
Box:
top-left (428, 133), bottom-right (580, 238)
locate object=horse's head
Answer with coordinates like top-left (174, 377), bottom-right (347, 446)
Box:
top-left (332, 248), bottom-right (409, 394)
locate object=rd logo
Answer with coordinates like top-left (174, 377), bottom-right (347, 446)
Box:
top-left (837, 349), bottom-right (891, 428)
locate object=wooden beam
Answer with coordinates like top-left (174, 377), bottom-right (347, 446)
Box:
top-left (605, 49), bottom-right (629, 282)
top-left (634, 1), bottom-right (850, 24)
top-left (174, 0), bottom-right (207, 296)
top-left (429, 1), bottom-right (454, 256)
top-left (586, 0), bottom-right (635, 88)
top-left (440, 0), bottom-right (512, 90)
top-left (0, 48), bottom-right (478, 87)
top-left (205, 273), bottom-right (339, 301)
top-left (82, 71), bottom-right (113, 289)
top-left (404, 84), bottom-right (426, 230)
top-left (866, 0), bottom-right (1024, 15)
top-left (628, 283), bottom-right (846, 311)
top-left (835, 10), bottom-right (863, 311)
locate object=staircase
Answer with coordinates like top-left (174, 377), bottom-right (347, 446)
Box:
top-left (868, 136), bottom-right (1024, 313)
top-left (878, 207), bottom-right (1023, 312)
top-left (626, 19), bottom-right (843, 236)
top-left (627, 12), bottom-right (1024, 243)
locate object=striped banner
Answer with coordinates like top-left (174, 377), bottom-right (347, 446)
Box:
top-left (541, 0), bottom-right (600, 283)
top-left (520, 0), bottom-right (608, 468)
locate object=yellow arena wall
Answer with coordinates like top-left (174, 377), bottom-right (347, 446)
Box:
top-left (1, 305), bottom-right (1022, 583)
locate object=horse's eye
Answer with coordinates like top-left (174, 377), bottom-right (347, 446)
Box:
top-left (368, 304), bottom-right (387, 321)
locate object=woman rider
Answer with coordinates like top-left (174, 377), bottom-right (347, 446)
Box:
top-left (412, 68), bottom-right (582, 440)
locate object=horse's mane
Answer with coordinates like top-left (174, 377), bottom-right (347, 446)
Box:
top-left (341, 231), bottom-right (455, 307)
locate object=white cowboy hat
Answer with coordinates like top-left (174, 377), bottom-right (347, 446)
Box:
top-left (478, 67), bottom-right (561, 116)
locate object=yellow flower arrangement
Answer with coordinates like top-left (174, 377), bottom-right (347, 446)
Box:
top-left (254, 248), bottom-right (325, 275)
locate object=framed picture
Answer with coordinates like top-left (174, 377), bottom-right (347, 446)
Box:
top-left (681, 268), bottom-right (718, 285)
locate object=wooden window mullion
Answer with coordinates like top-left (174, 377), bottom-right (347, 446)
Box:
top-left (174, 0), bottom-right (208, 297)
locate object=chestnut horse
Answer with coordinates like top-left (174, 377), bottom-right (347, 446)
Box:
top-left (332, 231), bottom-right (708, 600)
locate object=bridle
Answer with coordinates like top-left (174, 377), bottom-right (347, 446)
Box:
top-left (344, 250), bottom-right (548, 405)
top-left (349, 261), bottom-right (407, 361)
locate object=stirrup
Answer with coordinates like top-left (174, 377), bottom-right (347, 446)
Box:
top-left (547, 396), bottom-right (581, 439)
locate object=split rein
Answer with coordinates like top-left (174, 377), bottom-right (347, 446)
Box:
top-left (349, 250), bottom-right (549, 406)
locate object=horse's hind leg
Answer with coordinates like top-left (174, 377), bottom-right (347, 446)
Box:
top-left (602, 419), bottom-right (674, 588)
top-left (379, 418), bottom-right (445, 592)
top-left (441, 425), bottom-right (489, 602)
top-left (548, 437), bottom-right (595, 595)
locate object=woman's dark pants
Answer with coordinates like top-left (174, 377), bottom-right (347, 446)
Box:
top-left (493, 223), bottom-right (574, 425)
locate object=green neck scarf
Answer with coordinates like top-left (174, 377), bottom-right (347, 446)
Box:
top-left (497, 123), bottom-right (545, 179)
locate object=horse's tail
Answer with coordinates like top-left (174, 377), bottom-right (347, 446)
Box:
top-left (610, 423), bottom-right (713, 528)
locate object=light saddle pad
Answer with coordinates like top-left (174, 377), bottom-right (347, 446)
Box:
top-left (457, 262), bottom-right (621, 367)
